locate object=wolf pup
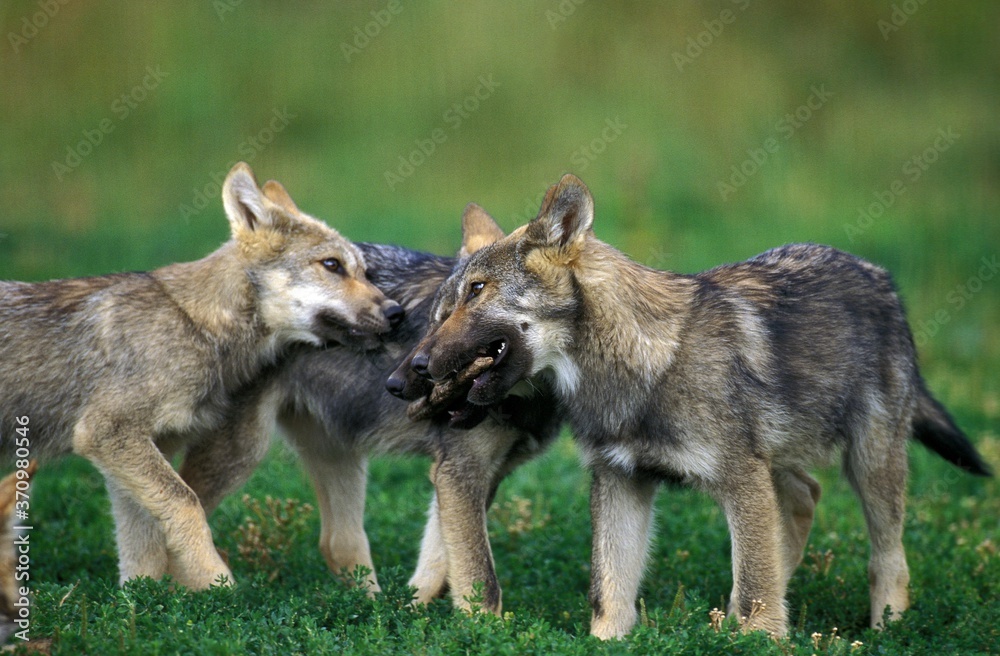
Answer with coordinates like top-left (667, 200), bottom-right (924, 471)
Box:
top-left (273, 203), bottom-right (560, 613)
top-left (404, 174), bottom-right (992, 638)
top-left (0, 163), bottom-right (402, 591)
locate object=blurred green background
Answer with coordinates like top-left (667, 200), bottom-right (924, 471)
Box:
top-left (1, 0), bottom-right (998, 422)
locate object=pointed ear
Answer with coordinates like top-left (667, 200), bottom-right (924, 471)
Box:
top-left (459, 203), bottom-right (505, 258)
top-left (222, 162), bottom-right (271, 235)
top-left (261, 179), bottom-right (301, 215)
top-left (527, 174), bottom-right (594, 251)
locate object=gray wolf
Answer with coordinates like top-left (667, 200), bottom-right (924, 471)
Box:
top-left (403, 174), bottom-right (992, 638)
top-left (273, 204), bottom-right (560, 613)
top-left (0, 163), bottom-right (402, 591)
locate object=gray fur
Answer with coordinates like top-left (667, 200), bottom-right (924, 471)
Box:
top-left (0, 163), bottom-right (401, 590)
top-left (406, 174), bottom-right (991, 638)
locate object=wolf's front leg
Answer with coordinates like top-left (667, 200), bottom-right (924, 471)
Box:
top-left (715, 456), bottom-right (788, 636)
top-left (588, 466), bottom-right (658, 640)
top-left (432, 456), bottom-right (501, 614)
top-left (74, 416), bottom-right (232, 590)
top-left (408, 491), bottom-right (449, 604)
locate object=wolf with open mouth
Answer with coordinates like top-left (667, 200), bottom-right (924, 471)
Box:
top-left (399, 175), bottom-right (992, 639)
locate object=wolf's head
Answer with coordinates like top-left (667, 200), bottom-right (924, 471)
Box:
top-left (400, 175), bottom-right (593, 409)
top-left (382, 205), bottom-right (503, 426)
top-left (222, 163), bottom-right (403, 351)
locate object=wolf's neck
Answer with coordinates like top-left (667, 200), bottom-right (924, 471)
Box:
top-left (566, 239), bottom-right (693, 383)
top-left (152, 243), bottom-right (259, 347)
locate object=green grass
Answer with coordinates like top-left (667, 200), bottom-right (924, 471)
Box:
top-left (20, 433), bottom-right (1000, 655)
top-left (2, 1), bottom-right (998, 654)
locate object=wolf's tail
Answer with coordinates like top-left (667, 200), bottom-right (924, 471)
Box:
top-left (913, 380), bottom-right (993, 476)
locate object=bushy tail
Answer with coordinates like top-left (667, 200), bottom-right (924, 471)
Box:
top-left (913, 381), bottom-right (993, 477)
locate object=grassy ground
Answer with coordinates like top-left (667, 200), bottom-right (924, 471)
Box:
top-left (2, 1), bottom-right (998, 654)
top-left (21, 432), bottom-right (1000, 655)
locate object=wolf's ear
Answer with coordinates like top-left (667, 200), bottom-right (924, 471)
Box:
top-left (527, 174), bottom-right (594, 252)
top-left (459, 203), bottom-right (505, 258)
top-left (222, 162), bottom-right (271, 235)
top-left (262, 180), bottom-right (301, 215)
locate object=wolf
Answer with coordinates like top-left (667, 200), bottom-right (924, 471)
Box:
top-left (272, 203), bottom-right (561, 613)
top-left (0, 163), bottom-right (402, 591)
top-left (402, 174), bottom-right (993, 638)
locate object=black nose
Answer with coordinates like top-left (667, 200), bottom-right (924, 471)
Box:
top-left (385, 372), bottom-right (406, 397)
top-left (384, 303), bottom-right (404, 327)
top-left (411, 353), bottom-right (430, 378)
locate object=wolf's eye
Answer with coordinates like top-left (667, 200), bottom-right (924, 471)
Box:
top-left (466, 281), bottom-right (485, 302)
top-left (321, 258), bottom-right (343, 274)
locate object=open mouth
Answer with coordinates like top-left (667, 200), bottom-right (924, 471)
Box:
top-left (468, 338), bottom-right (508, 391)
top-left (479, 338), bottom-right (509, 364)
top-left (315, 313), bottom-right (384, 350)
top-left (443, 397), bottom-right (484, 426)
top-left (406, 347), bottom-right (505, 427)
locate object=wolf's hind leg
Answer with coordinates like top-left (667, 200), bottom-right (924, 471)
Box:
top-left (716, 456), bottom-right (788, 636)
top-left (773, 468), bottom-right (822, 587)
top-left (844, 422), bottom-right (910, 628)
